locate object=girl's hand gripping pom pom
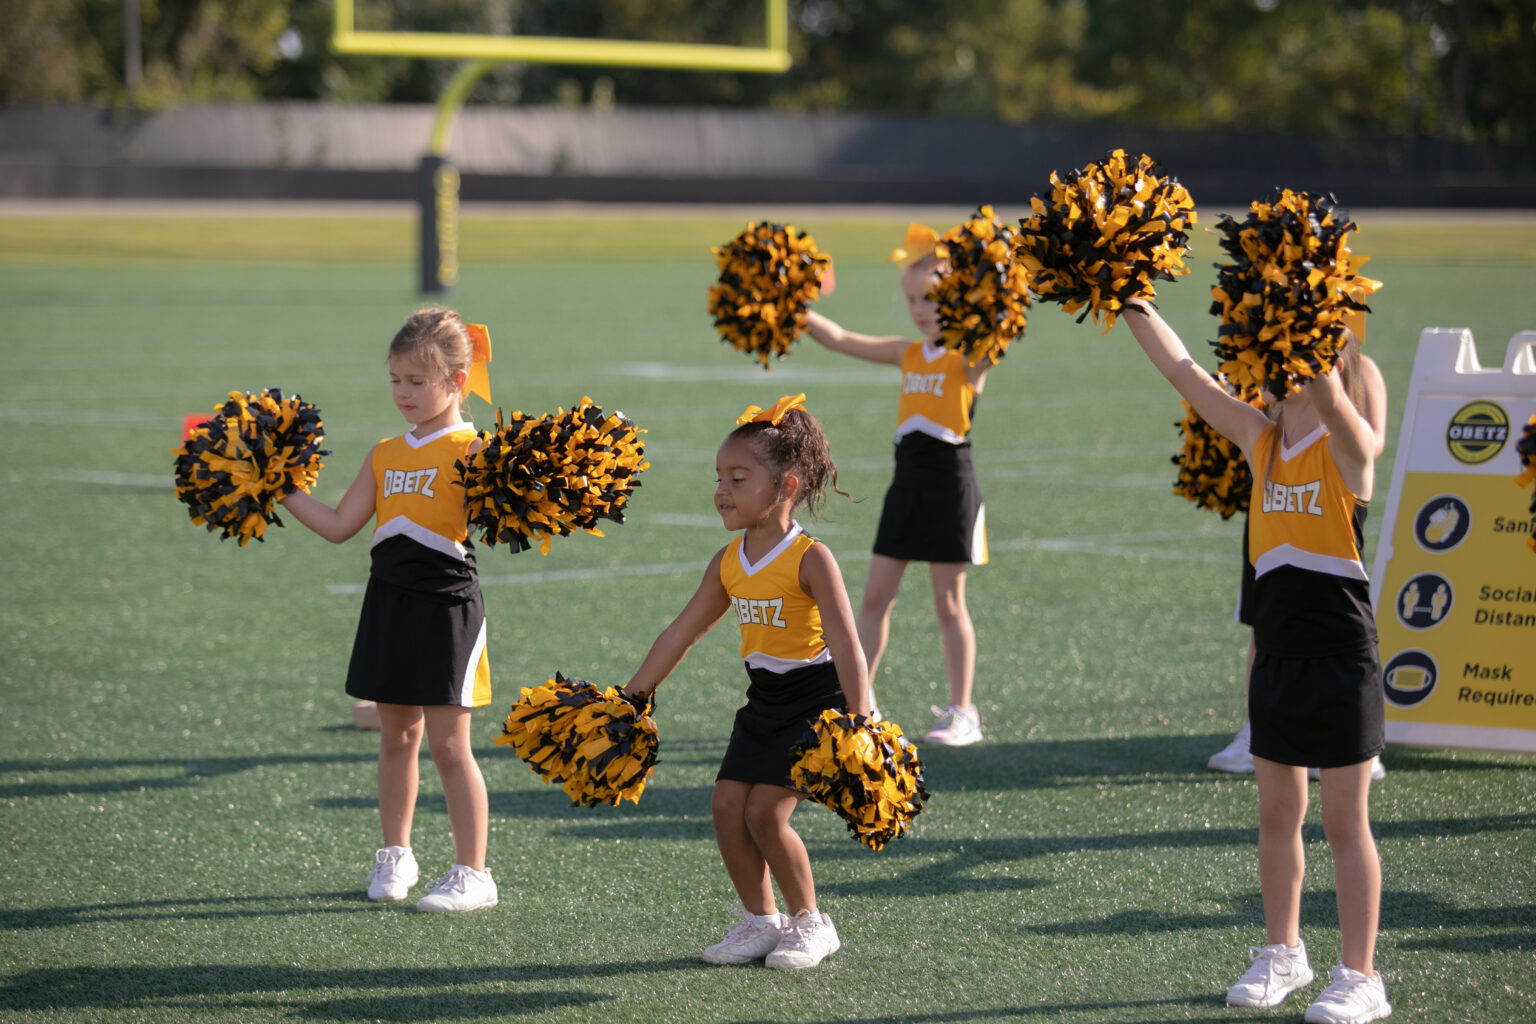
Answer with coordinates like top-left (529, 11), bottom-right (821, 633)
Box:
top-left (1013, 149), bottom-right (1196, 331)
top-left (790, 709), bottom-right (929, 851)
top-left (707, 222), bottom-right (834, 369)
top-left (172, 388), bottom-right (329, 546)
top-left (1208, 189), bottom-right (1382, 399)
top-left (494, 673), bottom-right (660, 807)
top-left (930, 205), bottom-right (1032, 366)
top-left (458, 398), bottom-right (648, 555)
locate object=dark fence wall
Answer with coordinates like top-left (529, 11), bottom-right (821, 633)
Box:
top-left (2, 103), bottom-right (1529, 207)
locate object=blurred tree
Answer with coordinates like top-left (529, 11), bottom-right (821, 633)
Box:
top-left (0, 0), bottom-right (1530, 143)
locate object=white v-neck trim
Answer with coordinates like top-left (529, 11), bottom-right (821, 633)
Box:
top-left (1279, 424), bottom-right (1326, 461)
top-left (404, 422), bottom-right (473, 448)
top-left (737, 521), bottom-right (804, 576)
top-left (919, 340), bottom-right (947, 362)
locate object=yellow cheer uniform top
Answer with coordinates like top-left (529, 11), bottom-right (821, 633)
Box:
top-left (719, 523), bottom-right (832, 674)
top-left (895, 341), bottom-right (975, 445)
top-left (371, 424), bottom-right (477, 562)
top-left (1248, 423), bottom-right (1375, 656)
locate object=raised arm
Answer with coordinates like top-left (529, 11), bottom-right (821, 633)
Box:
top-left (1121, 300), bottom-right (1271, 453)
top-left (799, 542), bottom-right (872, 717)
top-left (622, 548), bottom-right (731, 698)
top-left (1358, 353), bottom-right (1389, 458)
top-left (1307, 368), bottom-right (1376, 500)
top-left (279, 448), bottom-right (378, 544)
top-left (802, 310), bottom-right (910, 366)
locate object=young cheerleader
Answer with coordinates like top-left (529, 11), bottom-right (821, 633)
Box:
top-left (1122, 299), bottom-right (1391, 1023)
top-left (1209, 338), bottom-right (1390, 781)
top-left (280, 308), bottom-right (498, 914)
top-left (621, 394), bottom-right (871, 969)
top-left (801, 223), bottom-right (990, 745)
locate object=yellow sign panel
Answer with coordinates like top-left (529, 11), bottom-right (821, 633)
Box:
top-left (1371, 328), bottom-right (1536, 753)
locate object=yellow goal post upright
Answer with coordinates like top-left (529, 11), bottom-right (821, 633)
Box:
top-left (331, 0), bottom-right (793, 293)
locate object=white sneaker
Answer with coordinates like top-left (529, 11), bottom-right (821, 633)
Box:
top-left (1307, 756), bottom-right (1386, 782)
top-left (415, 864), bottom-right (498, 913)
top-left (1227, 941), bottom-right (1315, 1007)
top-left (924, 704), bottom-right (982, 746)
top-left (364, 846), bottom-right (418, 902)
top-left (765, 909), bottom-right (841, 969)
top-left (1208, 723), bottom-right (1254, 773)
top-left (1304, 963), bottom-right (1392, 1023)
top-left (701, 902), bottom-right (785, 964)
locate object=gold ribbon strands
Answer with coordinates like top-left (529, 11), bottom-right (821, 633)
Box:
top-left (707, 222), bottom-right (834, 369)
top-left (1209, 190), bottom-right (1382, 399)
top-left (494, 673), bottom-right (660, 807)
top-left (1172, 385), bottom-right (1259, 520)
top-left (172, 388), bottom-right (328, 547)
top-left (931, 205), bottom-right (1032, 366)
top-left (1014, 149), bottom-right (1196, 332)
top-left (458, 398), bottom-right (648, 556)
top-left (790, 709), bottom-right (929, 851)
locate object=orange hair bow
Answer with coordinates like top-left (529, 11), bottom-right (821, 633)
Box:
top-left (886, 222), bottom-right (940, 266)
top-left (464, 323), bottom-right (493, 405)
top-left (736, 393), bottom-right (807, 427)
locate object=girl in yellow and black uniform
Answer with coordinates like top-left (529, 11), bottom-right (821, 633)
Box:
top-left (622, 395), bottom-right (871, 971)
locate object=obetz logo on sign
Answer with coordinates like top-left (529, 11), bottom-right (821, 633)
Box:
top-left (1445, 400), bottom-right (1510, 464)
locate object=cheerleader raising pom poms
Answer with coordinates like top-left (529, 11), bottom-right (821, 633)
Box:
top-left (1014, 148), bottom-right (1196, 331)
top-left (708, 222), bottom-right (834, 368)
top-left (172, 388), bottom-right (328, 546)
top-left (619, 394), bottom-right (871, 969)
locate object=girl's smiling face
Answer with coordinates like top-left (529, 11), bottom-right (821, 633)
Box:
top-left (714, 435), bottom-right (785, 532)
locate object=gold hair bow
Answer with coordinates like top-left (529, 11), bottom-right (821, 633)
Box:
top-left (465, 323), bottom-right (493, 405)
top-left (886, 222), bottom-right (940, 266)
top-left (736, 393), bottom-right (807, 426)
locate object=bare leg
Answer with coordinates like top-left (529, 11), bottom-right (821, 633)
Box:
top-left (857, 555), bottom-right (907, 682)
top-left (743, 785), bottom-right (817, 915)
top-left (376, 704), bottom-right (425, 848)
top-left (929, 562), bottom-right (976, 710)
top-left (1318, 761), bottom-right (1381, 974)
top-left (1253, 756), bottom-right (1308, 947)
top-left (711, 780), bottom-right (776, 916)
top-left (422, 705), bottom-right (488, 870)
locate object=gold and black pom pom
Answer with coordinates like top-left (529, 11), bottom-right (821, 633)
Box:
top-left (707, 222), bottom-right (833, 369)
top-left (1013, 149), bottom-right (1196, 331)
top-left (930, 205), bottom-right (1031, 366)
top-left (172, 388), bottom-right (328, 546)
top-left (790, 709), bottom-right (928, 851)
top-left (1171, 389), bottom-right (1257, 519)
top-left (1516, 414), bottom-right (1536, 554)
top-left (493, 673), bottom-right (659, 807)
top-left (459, 397), bottom-right (648, 555)
top-left (1209, 190), bottom-right (1382, 399)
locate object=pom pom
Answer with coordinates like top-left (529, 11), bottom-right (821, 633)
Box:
top-left (1171, 399), bottom-right (1254, 519)
top-left (459, 397), bottom-right (648, 555)
top-left (930, 205), bottom-right (1031, 366)
top-left (790, 709), bottom-right (928, 851)
top-left (1516, 414), bottom-right (1536, 554)
top-left (707, 222), bottom-right (832, 369)
top-left (493, 673), bottom-right (659, 807)
top-left (1209, 189), bottom-right (1382, 398)
top-left (171, 388), bottom-right (328, 547)
top-left (1013, 149), bottom-right (1196, 331)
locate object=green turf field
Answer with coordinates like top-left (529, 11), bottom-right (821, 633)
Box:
top-left (1, 206), bottom-right (1532, 1023)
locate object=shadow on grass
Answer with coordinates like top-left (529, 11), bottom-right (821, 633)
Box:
top-left (0, 892), bottom-right (396, 931)
top-left (0, 959), bottom-right (699, 1018)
